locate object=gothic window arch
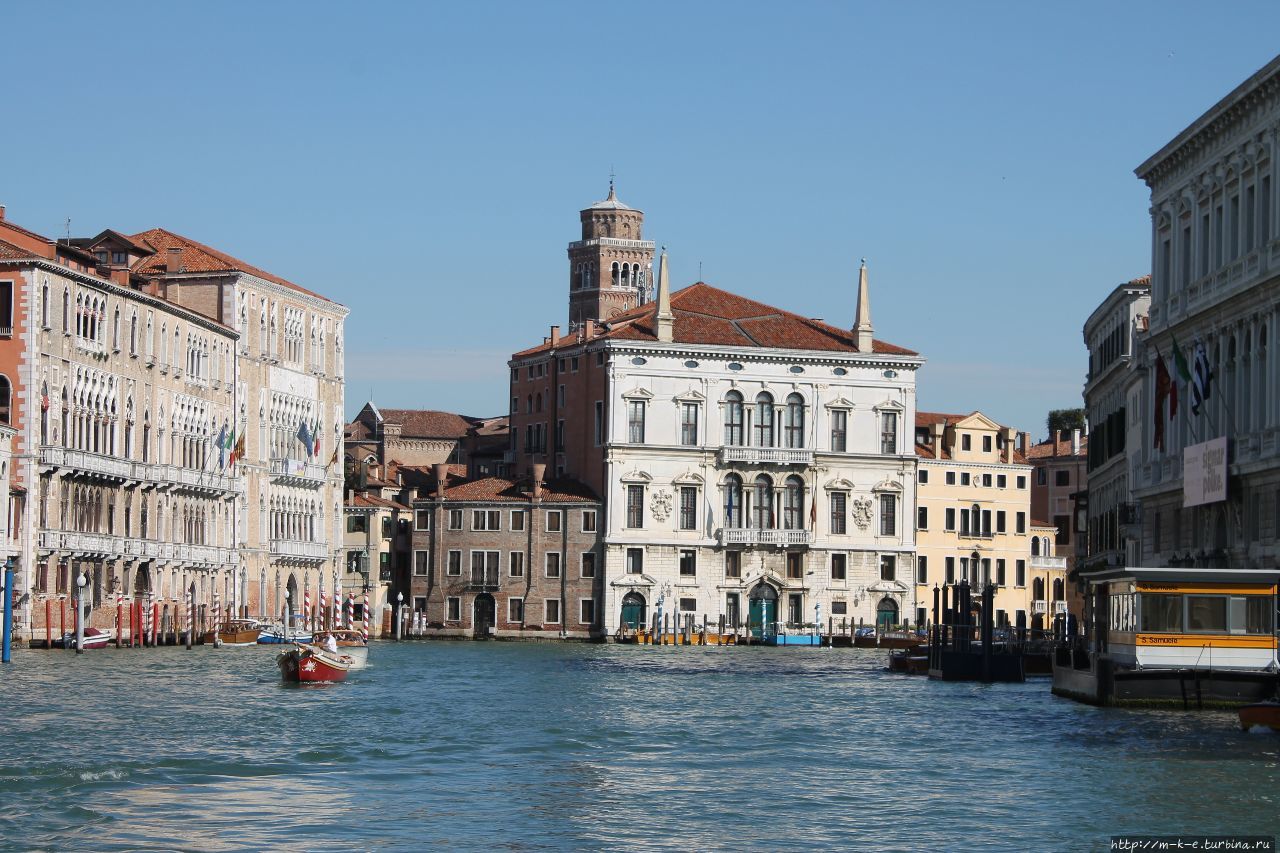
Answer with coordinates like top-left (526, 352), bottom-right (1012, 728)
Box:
top-left (61, 287), bottom-right (70, 334)
top-left (611, 262), bottom-right (621, 287)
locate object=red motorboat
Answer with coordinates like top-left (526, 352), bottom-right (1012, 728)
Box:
top-left (1239, 700), bottom-right (1280, 731)
top-left (277, 645), bottom-right (351, 683)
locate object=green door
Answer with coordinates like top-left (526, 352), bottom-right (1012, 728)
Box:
top-left (749, 587), bottom-right (778, 639)
top-left (620, 593), bottom-right (646, 629)
top-left (876, 597), bottom-right (898, 631)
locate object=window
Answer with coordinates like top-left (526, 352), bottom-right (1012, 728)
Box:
top-left (945, 557), bottom-right (955, 584)
top-left (347, 515), bottom-right (367, 533)
top-left (831, 492), bottom-right (847, 534)
top-left (471, 550), bottom-right (500, 585)
top-left (626, 547), bottom-right (643, 574)
top-left (1015, 560), bottom-right (1026, 587)
top-left (508, 598), bottom-right (524, 622)
top-left (917, 506), bottom-right (928, 530)
top-left (726, 593), bottom-right (741, 624)
top-left (414, 551), bottom-right (431, 576)
top-left (679, 549), bottom-right (697, 576)
top-left (945, 507), bottom-right (956, 531)
top-left (831, 553), bottom-right (847, 581)
top-left (725, 550), bottom-right (741, 578)
top-left (880, 555), bottom-right (896, 581)
top-left (545, 553), bottom-right (561, 578)
top-left (581, 510), bottom-right (597, 532)
top-left (1055, 470), bottom-right (1070, 487)
top-left (918, 468), bottom-right (929, 484)
top-left (751, 392), bottom-right (775, 447)
top-left (545, 599), bottom-right (561, 624)
top-left (996, 511), bottom-right (1006, 534)
top-left (961, 433), bottom-right (972, 451)
top-left (831, 600), bottom-right (847, 616)
top-left (997, 474), bottom-right (1006, 488)
top-left (447, 550), bottom-right (462, 575)
top-left (626, 485), bottom-right (644, 528)
top-left (879, 494), bottom-right (896, 536)
top-left (917, 556), bottom-right (928, 584)
top-left (448, 509), bottom-right (463, 530)
top-left (944, 471), bottom-right (956, 487)
top-left (784, 394), bottom-right (805, 448)
top-left (783, 477), bottom-right (804, 530)
top-left (830, 409), bottom-right (847, 452)
top-left (627, 399), bottom-right (646, 443)
top-left (414, 510), bottom-right (431, 531)
top-left (1016, 475), bottom-right (1027, 489)
top-left (1016, 512), bottom-right (1026, 534)
top-left (1186, 595), bottom-right (1227, 633)
top-left (679, 487), bottom-right (698, 530)
top-left (580, 552), bottom-right (596, 578)
top-left (1053, 515), bottom-right (1069, 546)
top-left (1036, 468), bottom-right (1046, 486)
top-left (510, 510), bottom-right (525, 531)
top-left (472, 510), bottom-right (501, 531)
top-left (681, 402), bottom-right (699, 446)
top-left (960, 472), bottom-right (971, 486)
top-left (786, 552), bottom-right (803, 579)
top-left (580, 599), bottom-right (595, 624)
top-left (679, 597), bottom-right (698, 613)
top-left (880, 411), bottom-right (898, 454)
top-left (753, 475), bottom-right (774, 529)
top-left (995, 559), bottom-right (1006, 587)
top-left (982, 435), bottom-right (992, 452)
top-left (509, 552), bottom-right (524, 577)
top-left (982, 473), bottom-right (992, 488)
top-left (546, 510), bottom-right (562, 532)
top-left (724, 475), bottom-right (744, 528)
top-left (447, 597), bottom-right (461, 621)
top-left (724, 391), bottom-right (745, 446)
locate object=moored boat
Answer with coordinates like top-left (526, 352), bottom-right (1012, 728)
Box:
top-left (277, 645), bottom-right (351, 683)
top-left (888, 646), bottom-right (930, 674)
top-left (203, 619), bottom-right (262, 646)
top-left (53, 627), bottom-right (116, 649)
top-left (1239, 700), bottom-right (1280, 731)
top-left (257, 623), bottom-right (313, 644)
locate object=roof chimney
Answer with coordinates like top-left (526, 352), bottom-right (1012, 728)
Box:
top-left (166, 246), bottom-right (183, 274)
top-left (0, 205), bottom-right (6, 220)
top-left (655, 247), bottom-right (674, 343)
top-left (532, 463), bottom-right (546, 501)
top-left (584, 319), bottom-right (596, 340)
top-left (1071, 428), bottom-right (1081, 456)
top-left (1019, 431), bottom-right (1028, 458)
top-left (1003, 427), bottom-right (1015, 463)
top-left (550, 325), bottom-right (560, 347)
top-left (854, 258), bottom-right (873, 352)
top-left (433, 463), bottom-right (448, 499)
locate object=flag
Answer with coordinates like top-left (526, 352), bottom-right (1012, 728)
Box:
top-left (296, 420), bottom-right (312, 456)
top-left (312, 419), bottom-right (321, 457)
top-left (326, 444), bottom-right (338, 471)
top-left (1191, 341), bottom-right (1213, 415)
top-left (1154, 351), bottom-right (1172, 451)
top-left (1171, 333), bottom-right (1192, 383)
top-left (809, 492), bottom-right (817, 530)
top-left (231, 432), bottom-right (245, 468)
top-left (216, 425), bottom-right (227, 469)
top-left (40, 392), bottom-right (49, 412)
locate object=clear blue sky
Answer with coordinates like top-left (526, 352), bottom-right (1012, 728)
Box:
top-left (4, 2), bottom-right (1278, 438)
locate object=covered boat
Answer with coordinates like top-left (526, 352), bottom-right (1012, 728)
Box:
top-left (203, 619), bottom-right (262, 646)
top-left (257, 623), bottom-right (312, 644)
top-left (277, 645), bottom-right (351, 683)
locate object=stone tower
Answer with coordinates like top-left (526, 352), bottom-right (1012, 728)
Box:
top-left (567, 182), bottom-right (656, 329)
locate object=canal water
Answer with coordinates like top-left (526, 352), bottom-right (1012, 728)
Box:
top-left (2, 642), bottom-right (1278, 852)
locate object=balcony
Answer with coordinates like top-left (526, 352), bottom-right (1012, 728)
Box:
top-left (718, 446), bottom-right (814, 466)
top-left (146, 463), bottom-right (239, 496)
top-left (1030, 555), bottom-right (1067, 570)
top-left (38, 530), bottom-right (122, 556)
top-left (567, 237), bottom-right (656, 251)
top-left (39, 446), bottom-right (133, 481)
top-left (958, 530), bottom-right (994, 540)
top-left (1032, 599), bottom-right (1047, 615)
top-left (467, 569), bottom-right (500, 591)
top-left (270, 539), bottom-right (330, 562)
top-left (717, 528), bottom-right (812, 547)
top-left (1053, 600), bottom-right (1068, 615)
top-left (269, 457), bottom-right (327, 488)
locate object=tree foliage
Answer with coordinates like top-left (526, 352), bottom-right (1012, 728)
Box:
top-left (1047, 408), bottom-right (1086, 436)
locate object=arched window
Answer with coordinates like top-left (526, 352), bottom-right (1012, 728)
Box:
top-left (113, 307), bottom-right (120, 350)
top-left (754, 392), bottom-right (774, 447)
top-left (620, 263), bottom-right (631, 288)
top-left (41, 282), bottom-right (49, 328)
top-left (724, 391), bottom-right (744, 446)
top-left (0, 374), bottom-right (11, 425)
top-left (782, 476), bottom-right (804, 530)
top-left (723, 474), bottom-right (743, 528)
top-left (61, 288), bottom-right (69, 334)
top-left (1031, 537), bottom-right (1041, 556)
top-left (1052, 578), bottom-right (1064, 601)
top-left (753, 474), bottom-right (774, 529)
top-left (1032, 577), bottom-right (1045, 600)
top-left (784, 393), bottom-right (805, 448)
top-left (611, 262), bottom-right (621, 287)
top-left (972, 503), bottom-right (982, 535)
top-left (60, 388), bottom-right (69, 449)
top-left (130, 312), bottom-right (138, 355)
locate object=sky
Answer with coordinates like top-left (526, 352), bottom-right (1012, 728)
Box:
top-left (3, 2), bottom-right (1279, 438)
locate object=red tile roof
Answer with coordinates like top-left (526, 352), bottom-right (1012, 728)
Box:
top-left (1026, 435), bottom-right (1088, 460)
top-left (129, 227), bottom-right (338, 304)
top-left (377, 409), bottom-right (477, 439)
top-left (512, 282), bottom-right (917, 358)
top-left (346, 493), bottom-right (411, 511)
top-left (435, 476), bottom-right (599, 504)
top-left (0, 239), bottom-right (34, 260)
top-left (913, 410), bottom-right (1028, 463)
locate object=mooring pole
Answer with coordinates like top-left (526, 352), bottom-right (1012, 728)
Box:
top-left (186, 584), bottom-right (194, 649)
top-left (2, 560), bottom-right (14, 663)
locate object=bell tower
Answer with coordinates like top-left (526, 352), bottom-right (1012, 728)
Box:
top-left (567, 181), bottom-right (655, 330)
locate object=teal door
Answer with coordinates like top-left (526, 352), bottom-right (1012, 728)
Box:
top-left (620, 593), bottom-right (646, 629)
top-left (876, 598), bottom-right (899, 631)
top-left (748, 585), bottom-right (778, 638)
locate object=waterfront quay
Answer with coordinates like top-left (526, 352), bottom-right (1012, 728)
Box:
top-left (2, 641), bottom-right (1277, 852)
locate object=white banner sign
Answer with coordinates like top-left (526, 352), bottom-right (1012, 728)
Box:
top-left (1183, 436), bottom-right (1227, 507)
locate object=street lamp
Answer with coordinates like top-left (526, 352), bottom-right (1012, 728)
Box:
top-left (75, 571), bottom-right (87, 655)
top-left (283, 589), bottom-right (292, 642)
top-left (396, 591), bottom-right (404, 641)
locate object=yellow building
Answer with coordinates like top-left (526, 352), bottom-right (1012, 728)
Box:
top-left (912, 412), bottom-right (1067, 631)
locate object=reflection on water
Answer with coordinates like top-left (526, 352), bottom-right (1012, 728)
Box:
top-left (1, 643), bottom-right (1279, 851)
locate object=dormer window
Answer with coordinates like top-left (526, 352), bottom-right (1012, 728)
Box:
top-left (111, 251), bottom-right (127, 265)
top-left (94, 251), bottom-right (108, 265)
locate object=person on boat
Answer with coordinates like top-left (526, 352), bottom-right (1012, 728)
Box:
top-left (321, 633), bottom-right (338, 655)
